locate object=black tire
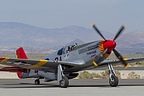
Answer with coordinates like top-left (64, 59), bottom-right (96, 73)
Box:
top-left (109, 75), bottom-right (119, 87)
top-left (35, 79), bottom-right (40, 85)
top-left (59, 76), bottom-right (69, 88)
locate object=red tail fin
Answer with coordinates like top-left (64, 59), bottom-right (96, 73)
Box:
top-left (16, 47), bottom-right (28, 59)
top-left (16, 47), bottom-right (28, 78)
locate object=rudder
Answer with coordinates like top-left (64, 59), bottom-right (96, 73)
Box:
top-left (16, 47), bottom-right (28, 78)
top-left (16, 47), bottom-right (28, 59)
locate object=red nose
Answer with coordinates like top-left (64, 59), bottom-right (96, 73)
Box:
top-left (103, 40), bottom-right (116, 53)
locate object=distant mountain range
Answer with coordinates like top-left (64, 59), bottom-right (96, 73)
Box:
top-left (0, 22), bottom-right (143, 54)
top-left (117, 31), bottom-right (144, 53)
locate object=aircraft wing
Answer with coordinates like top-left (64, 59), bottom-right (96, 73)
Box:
top-left (0, 58), bottom-right (81, 71)
top-left (100, 57), bottom-right (144, 67)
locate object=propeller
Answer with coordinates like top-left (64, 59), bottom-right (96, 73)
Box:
top-left (92, 23), bottom-right (106, 41)
top-left (113, 25), bottom-right (125, 41)
top-left (113, 49), bottom-right (128, 68)
top-left (92, 23), bottom-right (128, 68)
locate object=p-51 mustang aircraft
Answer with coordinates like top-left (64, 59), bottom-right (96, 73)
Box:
top-left (0, 24), bottom-right (144, 88)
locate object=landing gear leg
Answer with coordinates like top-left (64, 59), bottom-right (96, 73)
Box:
top-left (108, 64), bottom-right (119, 87)
top-left (57, 64), bottom-right (69, 88)
top-left (35, 79), bottom-right (40, 85)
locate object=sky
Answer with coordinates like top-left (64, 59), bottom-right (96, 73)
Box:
top-left (0, 0), bottom-right (143, 33)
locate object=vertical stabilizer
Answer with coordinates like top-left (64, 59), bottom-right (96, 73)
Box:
top-left (16, 47), bottom-right (28, 59)
top-left (16, 47), bottom-right (28, 78)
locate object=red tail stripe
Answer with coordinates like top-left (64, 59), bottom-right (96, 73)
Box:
top-left (16, 47), bottom-right (28, 59)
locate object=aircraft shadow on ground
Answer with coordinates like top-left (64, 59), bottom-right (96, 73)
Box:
top-left (1, 83), bottom-right (59, 89)
top-left (1, 83), bottom-right (144, 89)
top-left (1, 79), bottom-right (144, 88)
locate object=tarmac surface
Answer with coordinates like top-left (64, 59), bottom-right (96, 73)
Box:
top-left (0, 79), bottom-right (144, 96)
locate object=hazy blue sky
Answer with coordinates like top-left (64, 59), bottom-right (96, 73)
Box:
top-left (0, 0), bottom-right (143, 33)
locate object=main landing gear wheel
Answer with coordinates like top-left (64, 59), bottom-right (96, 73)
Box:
top-left (109, 75), bottom-right (119, 87)
top-left (108, 64), bottom-right (119, 87)
top-left (59, 76), bottom-right (69, 88)
top-left (35, 79), bottom-right (40, 85)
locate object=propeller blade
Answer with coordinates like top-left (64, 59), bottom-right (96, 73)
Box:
top-left (113, 25), bottom-right (125, 41)
top-left (92, 23), bottom-right (106, 41)
top-left (113, 49), bottom-right (128, 68)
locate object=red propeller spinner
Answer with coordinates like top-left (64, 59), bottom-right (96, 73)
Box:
top-left (92, 23), bottom-right (128, 68)
top-left (103, 40), bottom-right (116, 54)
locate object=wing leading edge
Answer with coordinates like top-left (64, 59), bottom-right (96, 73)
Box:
top-left (100, 57), bottom-right (144, 67)
top-left (0, 58), bottom-right (82, 71)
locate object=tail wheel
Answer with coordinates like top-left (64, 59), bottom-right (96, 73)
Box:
top-left (35, 79), bottom-right (40, 85)
top-left (109, 75), bottom-right (119, 87)
top-left (59, 76), bottom-right (69, 88)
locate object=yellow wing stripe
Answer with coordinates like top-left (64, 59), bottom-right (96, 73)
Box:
top-left (27, 60), bottom-right (48, 68)
top-left (0, 58), bottom-right (9, 62)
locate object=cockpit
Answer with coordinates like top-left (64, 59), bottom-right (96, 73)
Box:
top-left (57, 43), bottom-right (78, 55)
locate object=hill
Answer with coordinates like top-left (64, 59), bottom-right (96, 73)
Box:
top-left (117, 31), bottom-right (144, 53)
top-left (0, 22), bottom-right (143, 54)
top-left (0, 22), bottom-right (113, 52)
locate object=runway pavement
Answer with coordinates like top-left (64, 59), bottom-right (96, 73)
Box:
top-left (0, 79), bottom-right (144, 96)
